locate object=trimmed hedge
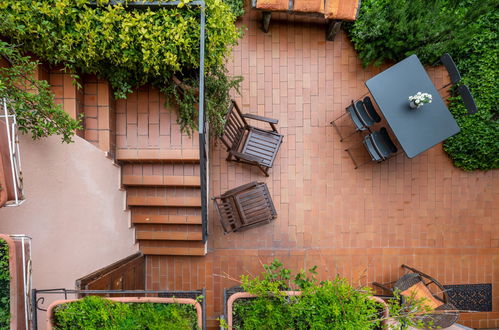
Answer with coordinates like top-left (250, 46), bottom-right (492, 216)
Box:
top-left (443, 12), bottom-right (499, 171)
top-left (0, 239), bottom-right (10, 329)
top-left (53, 296), bottom-right (199, 329)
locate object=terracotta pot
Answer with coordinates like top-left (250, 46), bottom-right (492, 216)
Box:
top-left (225, 291), bottom-right (389, 329)
top-left (46, 296), bottom-right (203, 329)
top-left (0, 234), bottom-right (28, 330)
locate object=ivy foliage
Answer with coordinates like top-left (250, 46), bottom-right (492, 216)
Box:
top-left (0, 41), bottom-right (81, 143)
top-left (229, 259), bottom-right (430, 330)
top-left (163, 66), bottom-right (243, 136)
top-left (53, 296), bottom-right (199, 329)
top-left (0, 239), bottom-right (10, 329)
top-left (443, 12), bottom-right (499, 171)
top-left (0, 0), bottom-right (242, 134)
top-left (223, 0), bottom-right (245, 18)
top-left (347, 0), bottom-right (498, 171)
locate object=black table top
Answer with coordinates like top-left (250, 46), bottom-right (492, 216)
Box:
top-left (365, 55), bottom-right (460, 158)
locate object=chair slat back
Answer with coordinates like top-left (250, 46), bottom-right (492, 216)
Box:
top-left (235, 183), bottom-right (276, 225)
top-left (458, 84), bottom-right (478, 114)
top-left (219, 100), bottom-right (248, 150)
top-left (440, 53), bottom-right (461, 85)
top-left (214, 197), bottom-right (242, 233)
top-left (379, 127), bottom-right (398, 153)
top-left (363, 96), bottom-right (381, 123)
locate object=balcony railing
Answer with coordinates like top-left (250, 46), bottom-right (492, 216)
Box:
top-left (0, 98), bottom-right (25, 207)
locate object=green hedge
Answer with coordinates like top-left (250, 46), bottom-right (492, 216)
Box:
top-left (443, 12), bottom-right (499, 171)
top-left (347, 0), bottom-right (495, 67)
top-left (0, 0), bottom-right (242, 135)
top-left (348, 0), bottom-right (498, 170)
top-left (53, 296), bottom-right (199, 329)
top-left (0, 239), bottom-right (10, 329)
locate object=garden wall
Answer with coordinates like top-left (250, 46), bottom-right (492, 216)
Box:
top-left (0, 133), bottom-right (137, 328)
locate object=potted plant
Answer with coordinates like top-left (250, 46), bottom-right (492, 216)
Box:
top-left (0, 234), bottom-right (31, 330)
top-left (408, 92), bottom-right (432, 109)
top-left (47, 295), bottom-right (204, 329)
top-left (221, 259), bottom-right (430, 329)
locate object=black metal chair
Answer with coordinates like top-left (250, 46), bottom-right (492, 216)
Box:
top-left (362, 96), bottom-right (381, 123)
top-left (438, 53), bottom-right (461, 90)
top-left (331, 96), bottom-right (381, 141)
top-left (457, 84), bottom-right (478, 115)
top-left (373, 264), bottom-right (459, 329)
top-left (345, 127), bottom-right (397, 169)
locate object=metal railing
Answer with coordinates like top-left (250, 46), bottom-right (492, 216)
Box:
top-left (196, 0), bottom-right (209, 244)
top-left (1, 98), bottom-right (25, 206)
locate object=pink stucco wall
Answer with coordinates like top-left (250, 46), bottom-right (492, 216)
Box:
top-left (0, 134), bottom-right (137, 326)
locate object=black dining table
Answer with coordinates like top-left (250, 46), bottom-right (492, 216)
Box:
top-left (365, 54), bottom-right (460, 158)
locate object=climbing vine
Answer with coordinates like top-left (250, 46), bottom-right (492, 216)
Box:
top-left (0, 41), bottom-right (81, 143)
top-left (0, 0), bottom-right (242, 134)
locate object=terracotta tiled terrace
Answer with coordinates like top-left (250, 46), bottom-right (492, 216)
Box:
top-left (137, 11), bottom-right (499, 329)
top-left (1, 6), bottom-right (498, 330)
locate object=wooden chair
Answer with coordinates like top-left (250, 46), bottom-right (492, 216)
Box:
top-left (373, 264), bottom-right (459, 329)
top-left (213, 181), bottom-right (277, 234)
top-left (219, 100), bottom-right (283, 177)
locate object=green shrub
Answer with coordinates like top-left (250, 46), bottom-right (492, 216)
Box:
top-left (443, 11), bottom-right (499, 170)
top-left (347, 0), bottom-right (495, 67)
top-left (53, 296), bottom-right (199, 329)
top-left (0, 0), bottom-right (242, 134)
top-left (227, 259), bottom-right (430, 330)
top-left (223, 0), bottom-right (245, 18)
top-left (0, 41), bottom-right (81, 143)
top-left (0, 239), bottom-right (10, 329)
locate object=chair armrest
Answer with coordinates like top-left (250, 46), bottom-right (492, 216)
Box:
top-left (230, 150), bottom-right (264, 164)
top-left (242, 113), bottom-right (278, 124)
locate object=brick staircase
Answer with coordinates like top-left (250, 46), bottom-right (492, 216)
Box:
top-left (117, 149), bottom-right (206, 256)
top-left (113, 83), bottom-right (207, 257)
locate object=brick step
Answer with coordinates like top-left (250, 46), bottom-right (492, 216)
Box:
top-left (127, 196), bottom-right (201, 207)
top-left (139, 241), bottom-right (206, 256)
top-left (132, 214), bottom-right (202, 225)
top-left (123, 175), bottom-right (200, 187)
top-left (116, 149), bottom-right (199, 162)
top-left (136, 231), bottom-right (202, 241)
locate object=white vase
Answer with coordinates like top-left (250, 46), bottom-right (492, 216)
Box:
top-left (409, 100), bottom-right (420, 109)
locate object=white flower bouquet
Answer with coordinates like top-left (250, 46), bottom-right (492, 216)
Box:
top-left (408, 92), bottom-right (432, 109)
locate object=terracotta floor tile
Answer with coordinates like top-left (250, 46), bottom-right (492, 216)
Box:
top-left (111, 13), bottom-right (499, 329)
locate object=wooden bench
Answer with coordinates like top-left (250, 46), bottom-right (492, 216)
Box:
top-left (251, 0), bottom-right (361, 40)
